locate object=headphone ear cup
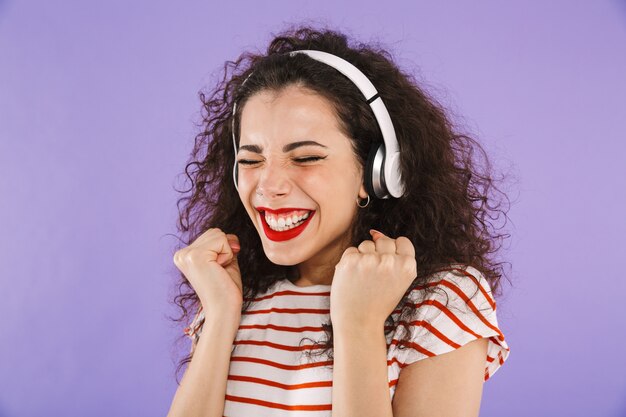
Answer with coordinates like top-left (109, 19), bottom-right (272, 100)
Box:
top-left (364, 142), bottom-right (384, 199)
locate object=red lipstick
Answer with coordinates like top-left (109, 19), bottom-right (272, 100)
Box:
top-left (258, 209), bottom-right (315, 242)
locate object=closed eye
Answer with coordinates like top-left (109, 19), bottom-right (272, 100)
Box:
top-left (294, 156), bottom-right (325, 163)
top-left (237, 156), bottom-right (326, 165)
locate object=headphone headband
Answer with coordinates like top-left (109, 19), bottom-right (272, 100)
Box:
top-left (231, 49), bottom-right (405, 199)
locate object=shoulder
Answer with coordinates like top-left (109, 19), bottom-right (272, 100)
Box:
top-left (406, 264), bottom-right (495, 318)
top-left (393, 264), bottom-right (510, 381)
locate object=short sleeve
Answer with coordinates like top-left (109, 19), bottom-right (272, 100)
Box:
top-left (392, 265), bottom-right (510, 381)
top-left (183, 305), bottom-right (205, 345)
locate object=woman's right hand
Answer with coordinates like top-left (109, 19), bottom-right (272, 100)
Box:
top-left (173, 228), bottom-right (243, 318)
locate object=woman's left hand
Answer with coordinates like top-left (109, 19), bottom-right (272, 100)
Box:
top-left (330, 229), bottom-right (418, 330)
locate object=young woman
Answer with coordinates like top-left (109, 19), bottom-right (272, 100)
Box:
top-left (167, 25), bottom-right (511, 417)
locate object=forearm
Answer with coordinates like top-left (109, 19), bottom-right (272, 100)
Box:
top-left (167, 317), bottom-right (239, 417)
top-left (332, 323), bottom-right (394, 417)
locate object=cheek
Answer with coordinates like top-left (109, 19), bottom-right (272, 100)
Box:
top-left (302, 170), bottom-right (359, 217)
top-left (237, 168), bottom-right (253, 183)
top-left (299, 165), bottom-right (351, 188)
top-left (237, 171), bottom-right (257, 195)
top-left (299, 168), bottom-right (326, 188)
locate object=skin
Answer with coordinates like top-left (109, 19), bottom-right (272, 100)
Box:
top-left (235, 83), bottom-right (489, 416)
top-left (236, 84), bottom-right (369, 286)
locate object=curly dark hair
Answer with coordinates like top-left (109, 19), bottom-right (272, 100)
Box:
top-left (168, 23), bottom-right (513, 383)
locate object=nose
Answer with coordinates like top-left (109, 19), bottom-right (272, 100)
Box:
top-left (255, 159), bottom-right (292, 198)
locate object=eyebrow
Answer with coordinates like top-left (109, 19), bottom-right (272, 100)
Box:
top-left (238, 140), bottom-right (329, 154)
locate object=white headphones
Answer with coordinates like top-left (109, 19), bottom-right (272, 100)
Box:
top-left (231, 49), bottom-right (406, 199)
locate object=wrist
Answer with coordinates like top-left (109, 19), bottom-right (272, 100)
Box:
top-left (202, 305), bottom-right (241, 323)
top-left (203, 312), bottom-right (241, 338)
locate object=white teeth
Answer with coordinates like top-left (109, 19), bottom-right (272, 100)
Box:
top-left (264, 211), bottom-right (311, 226)
top-left (270, 218), bottom-right (304, 232)
top-left (264, 210), bottom-right (311, 232)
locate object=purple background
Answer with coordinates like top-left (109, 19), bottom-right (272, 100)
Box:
top-left (2, 1), bottom-right (625, 416)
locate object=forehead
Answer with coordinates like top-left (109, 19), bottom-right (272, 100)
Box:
top-left (239, 86), bottom-right (345, 146)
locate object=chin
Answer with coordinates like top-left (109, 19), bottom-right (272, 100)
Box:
top-left (262, 249), bottom-right (306, 266)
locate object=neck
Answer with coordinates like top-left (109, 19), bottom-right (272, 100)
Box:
top-left (294, 227), bottom-right (354, 286)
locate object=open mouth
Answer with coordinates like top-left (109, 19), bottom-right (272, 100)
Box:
top-left (259, 210), bottom-right (315, 242)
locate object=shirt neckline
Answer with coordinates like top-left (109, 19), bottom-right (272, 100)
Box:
top-left (280, 278), bottom-right (332, 291)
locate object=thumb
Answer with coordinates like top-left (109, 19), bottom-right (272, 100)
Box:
top-left (216, 242), bottom-right (239, 265)
top-left (369, 229), bottom-right (385, 240)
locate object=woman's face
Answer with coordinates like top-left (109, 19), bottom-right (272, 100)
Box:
top-left (237, 84), bottom-right (368, 281)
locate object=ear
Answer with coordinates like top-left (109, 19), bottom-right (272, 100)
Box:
top-left (358, 183), bottom-right (368, 200)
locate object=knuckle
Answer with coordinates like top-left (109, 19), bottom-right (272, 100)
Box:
top-left (397, 236), bottom-right (411, 245)
top-left (344, 252), bottom-right (360, 265)
top-left (206, 227), bottom-right (223, 238)
top-left (173, 248), bottom-right (186, 265)
top-left (363, 253), bottom-right (377, 266)
top-left (379, 253), bottom-right (395, 270)
top-left (402, 257), bottom-right (417, 275)
top-left (183, 248), bottom-right (200, 263)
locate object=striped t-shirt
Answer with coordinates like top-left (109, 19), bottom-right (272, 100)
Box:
top-left (183, 265), bottom-right (511, 416)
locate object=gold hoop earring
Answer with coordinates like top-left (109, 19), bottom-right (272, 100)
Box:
top-left (357, 194), bottom-right (370, 208)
